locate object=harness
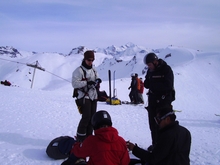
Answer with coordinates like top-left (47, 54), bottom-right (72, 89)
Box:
top-left (72, 66), bottom-right (97, 98)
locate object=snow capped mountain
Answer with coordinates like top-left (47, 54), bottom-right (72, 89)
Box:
top-left (0, 46), bottom-right (23, 58)
top-left (97, 42), bottom-right (150, 58)
top-left (68, 46), bottom-right (88, 56)
top-left (0, 43), bottom-right (219, 90)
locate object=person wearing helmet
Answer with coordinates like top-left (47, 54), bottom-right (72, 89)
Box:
top-left (143, 52), bottom-right (175, 145)
top-left (64, 110), bottom-right (130, 165)
top-left (127, 105), bottom-right (191, 165)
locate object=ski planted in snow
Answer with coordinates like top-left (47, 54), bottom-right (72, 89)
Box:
top-left (113, 70), bottom-right (116, 98)
top-left (108, 70), bottom-right (112, 105)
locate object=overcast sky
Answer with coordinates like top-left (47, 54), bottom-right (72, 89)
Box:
top-left (1, 0), bottom-right (220, 54)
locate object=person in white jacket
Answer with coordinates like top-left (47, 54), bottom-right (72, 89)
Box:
top-left (72, 50), bottom-right (101, 142)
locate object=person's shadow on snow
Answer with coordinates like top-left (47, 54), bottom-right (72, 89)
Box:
top-left (0, 132), bottom-right (54, 161)
top-left (0, 132), bottom-right (48, 146)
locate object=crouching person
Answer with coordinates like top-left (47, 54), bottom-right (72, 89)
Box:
top-left (127, 105), bottom-right (191, 165)
top-left (61, 110), bottom-right (130, 165)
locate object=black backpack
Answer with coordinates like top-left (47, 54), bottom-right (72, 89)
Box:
top-left (46, 136), bottom-right (76, 160)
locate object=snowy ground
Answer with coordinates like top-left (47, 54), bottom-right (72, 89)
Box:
top-left (1, 49), bottom-right (220, 164)
top-left (1, 77), bottom-right (220, 165)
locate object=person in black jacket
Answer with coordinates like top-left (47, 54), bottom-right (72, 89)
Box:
top-left (127, 105), bottom-right (191, 165)
top-left (143, 52), bottom-right (175, 144)
top-left (128, 73), bottom-right (139, 104)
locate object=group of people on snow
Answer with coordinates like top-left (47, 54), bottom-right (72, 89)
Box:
top-left (65, 51), bottom-right (191, 165)
top-left (128, 73), bottom-right (144, 104)
top-left (0, 80), bottom-right (11, 86)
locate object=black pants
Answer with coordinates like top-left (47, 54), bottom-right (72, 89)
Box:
top-left (129, 89), bottom-right (139, 103)
top-left (77, 98), bottom-right (97, 139)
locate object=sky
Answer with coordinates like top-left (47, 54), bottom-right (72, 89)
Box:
top-left (0, 46), bottom-right (220, 164)
top-left (0, 0), bottom-right (220, 54)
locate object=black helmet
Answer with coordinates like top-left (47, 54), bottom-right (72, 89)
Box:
top-left (143, 53), bottom-right (158, 64)
top-left (92, 110), bottom-right (112, 130)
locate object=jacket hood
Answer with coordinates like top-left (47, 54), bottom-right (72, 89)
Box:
top-left (94, 126), bottom-right (119, 143)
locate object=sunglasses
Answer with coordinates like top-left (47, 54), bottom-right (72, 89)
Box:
top-left (86, 59), bottom-right (94, 62)
top-left (154, 111), bottom-right (174, 125)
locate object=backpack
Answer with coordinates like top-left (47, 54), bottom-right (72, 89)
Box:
top-left (46, 136), bottom-right (76, 160)
top-left (106, 97), bottom-right (121, 105)
top-left (136, 78), bottom-right (141, 90)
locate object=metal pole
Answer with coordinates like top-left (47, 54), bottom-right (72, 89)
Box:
top-left (30, 67), bottom-right (36, 89)
top-left (26, 60), bottom-right (45, 89)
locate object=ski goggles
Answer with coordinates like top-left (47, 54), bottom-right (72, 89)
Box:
top-left (154, 111), bottom-right (174, 125)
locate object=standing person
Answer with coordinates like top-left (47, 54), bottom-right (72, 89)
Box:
top-left (72, 50), bottom-right (101, 142)
top-left (135, 73), bottom-right (141, 104)
top-left (62, 110), bottom-right (130, 165)
top-left (143, 52), bottom-right (174, 145)
top-left (138, 77), bottom-right (144, 104)
top-left (127, 106), bottom-right (191, 165)
top-left (128, 73), bottom-right (139, 104)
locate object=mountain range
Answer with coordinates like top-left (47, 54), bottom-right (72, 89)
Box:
top-left (0, 43), bottom-right (219, 90)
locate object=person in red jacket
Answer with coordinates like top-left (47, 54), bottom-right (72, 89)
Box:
top-left (62, 110), bottom-right (130, 165)
top-left (138, 77), bottom-right (144, 104)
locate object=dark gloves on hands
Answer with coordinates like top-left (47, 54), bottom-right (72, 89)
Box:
top-left (61, 158), bottom-right (74, 165)
top-left (87, 79), bottom-right (102, 88)
top-left (87, 81), bottom-right (96, 86)
top-left (95, 78), bottom-right (102, 84)
top-left (61, 154), bottom-right (86, 165)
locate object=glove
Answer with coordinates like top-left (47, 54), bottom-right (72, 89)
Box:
top-left (61, 156), bottom-right (76, 165)
top-left (61, 158), bottom-right (73, 165)
top-left (87, 81), bottom-right (96, 86)
top-left (61, 154), bottom-right (84, 165)
top-left (95, 78), bottom-right (102, 84)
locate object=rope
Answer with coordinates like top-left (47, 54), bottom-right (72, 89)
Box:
top-left (45, 70), bottom-right (71, 83)
top-left (0, 57), bottom-right (26, 65)
top-left (0, 57), bottom-right (71, 84)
